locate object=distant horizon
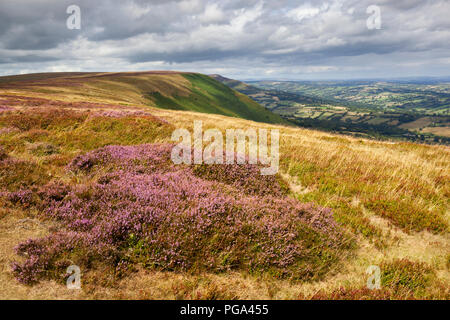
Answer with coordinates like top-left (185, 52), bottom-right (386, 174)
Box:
top-left (2, 69), bottom-right (450, 84)
top-left (240, 75), bottom-right (450, 82)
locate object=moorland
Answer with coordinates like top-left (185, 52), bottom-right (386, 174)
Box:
top-left (0, 71), bottom-right (448, 299)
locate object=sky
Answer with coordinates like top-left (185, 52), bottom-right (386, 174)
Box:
top-left (0, 0), bottom-right (449, 80)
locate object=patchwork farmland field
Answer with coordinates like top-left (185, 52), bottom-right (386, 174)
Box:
top-left (212, 75), bottom-right (450, 144)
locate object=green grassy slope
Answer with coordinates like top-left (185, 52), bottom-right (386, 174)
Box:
top-left (148, 73), bottom-right (288, 124)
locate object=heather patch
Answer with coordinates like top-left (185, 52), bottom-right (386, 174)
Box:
top-left (0, 94), bottom-right (140, 111)
top-left (11, 143), bottom-right (350, 285)
top-left (0, 108), bottom-right (88, 131)
top-left (91, 110), bottom-right (168, 122)
top-left (193, 163), bottom-right (289, 196)
top-left (0, 105), bottom-right (12, 112)
top-left (3, 189), bottom-right (34, 205)
top-left (67, 144), bottom-right (175, 173)
top-left (0, 127), bottom-right (20, 135)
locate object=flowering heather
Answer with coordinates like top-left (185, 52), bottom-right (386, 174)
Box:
top-left (0, 127), bottom-right (20, 135)
top-left (193, 163), bottom-right (289, 197)
top-left (0, 105), bottom-right (12, 112)
top-left (3, 189), bottom-right (34, 207)
top-left (12, 144), bottom-right (349, 284)
top-left (67, 144), bottom-right (175, 173)
top-left (1, 109), bottom-right (88, 131)
top-left (91, 110), bottom-right (167, 122)
top-left (0, 94), bottom-right (141, 110)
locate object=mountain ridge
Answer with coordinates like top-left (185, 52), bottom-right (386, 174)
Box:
top-left (0, 71), bottom-right (287, 125)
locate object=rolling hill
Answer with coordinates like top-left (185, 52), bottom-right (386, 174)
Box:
top-left (0, 71), bottom-right (287, 125)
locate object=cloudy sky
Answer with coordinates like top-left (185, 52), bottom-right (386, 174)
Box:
top-left (0, 0), bottom-right (449, 80)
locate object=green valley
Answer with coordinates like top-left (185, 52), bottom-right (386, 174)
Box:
top-left (211, 75), bottom-right (450, 144)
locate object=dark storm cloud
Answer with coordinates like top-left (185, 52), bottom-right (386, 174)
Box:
top-left (0, 0), bottom-right (77, 50)
top-left (0, 0), bottom-right (449, 79)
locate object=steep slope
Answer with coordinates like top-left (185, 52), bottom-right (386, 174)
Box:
top-left (0, 71), bottom-right (287, 125)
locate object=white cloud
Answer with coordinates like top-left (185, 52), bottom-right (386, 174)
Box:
top-left (287, 3), bottom-right (323, 22)
top-left (198, 3), bottom-right (226, 24)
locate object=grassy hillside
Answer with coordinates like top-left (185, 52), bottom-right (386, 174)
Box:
top-left (0, 71), bottom-right (287, 125)
top-left (0, 72), bottom-right (448, 300)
